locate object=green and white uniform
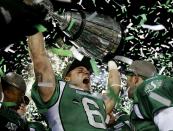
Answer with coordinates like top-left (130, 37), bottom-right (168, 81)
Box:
top-left (0, 108), bottom-right (27, 131)
top-left (131, 75), bottom-right (173, 131)
top-left (108, 113), bottom-right (131, 131)
top-left (0, 106), bottom-right (46, 131)
top-left (32, 76), bottom-right (107, 131)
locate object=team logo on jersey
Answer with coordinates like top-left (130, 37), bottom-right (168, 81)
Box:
top-left (144, 79), bottom-right (163, 94)
top-left (5, 122), bottom-right (18, 131)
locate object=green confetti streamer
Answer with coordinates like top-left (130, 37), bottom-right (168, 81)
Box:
top-left (34, 24), bottom-right (47, 32)
top-left (0, 67), bottom-right (4, 77)
top-left (90, 58), bottom-right (100, 76)
top-left (67, 19), bottom-right (76, 31)
top-left (0, 58), bottom-right (4, 65)
top-left (139, 14), bottom-right (147, 25)
top-left (168, 9), bottom-right (173, 13)
top-left (0, 102), bottom-right (17, 107)
top-left (125, 36), bottom-right (135, 41)
top-left (50, 48), bottom-right (73, 57)
top-left (165, 0), bottom-right (171, 5)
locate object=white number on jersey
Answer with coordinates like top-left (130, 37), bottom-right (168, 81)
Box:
top-left (82, 97), bottom-right (106, 129)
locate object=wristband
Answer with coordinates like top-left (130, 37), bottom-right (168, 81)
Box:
top-left (111, 83), bottom-right (121, 87)
top-left (38, 82), bottom-right (54, 87)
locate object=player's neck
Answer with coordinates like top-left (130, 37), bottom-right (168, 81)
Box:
top-left (69, 84), bottom-right (84, 91)
top-left (69, 84), bottom-right (91, 93)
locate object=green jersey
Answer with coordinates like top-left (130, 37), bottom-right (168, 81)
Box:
top-left (32, 76), bottom-right (107, 131)
top-left (28, 122), bottom-right (47, 131)
top-left (108, 113), bottom-right (131, 131)
top-left (0, 108), bottom-right (27, 131)
top-left (0, 107), bottom-right (46, 131)
top-left (131, 75), bottom-right (173, 131)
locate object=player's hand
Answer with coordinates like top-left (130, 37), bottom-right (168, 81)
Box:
top-left (0, 0), bottom-right (47, 45)
top-left (108, 60), bottom-right (118, 71)
top-left (108, 60), bottom-right (121, 93)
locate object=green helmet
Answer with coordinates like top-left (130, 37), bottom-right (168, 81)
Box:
top-left (1, 72), bottom-right (26, 93)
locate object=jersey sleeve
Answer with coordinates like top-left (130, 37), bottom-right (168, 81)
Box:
top-left (31, 75), bottom-right (62, 113)
top-left (147, 76), bottom-right (173, 115)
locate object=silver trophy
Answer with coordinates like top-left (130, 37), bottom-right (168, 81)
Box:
top-left (56, 10), bottom-right (122, 60)
top-left (38, 0), bottom-right (122, 60)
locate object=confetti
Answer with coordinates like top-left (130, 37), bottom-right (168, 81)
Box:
top-left (141, 24), bottom-right (166, 31)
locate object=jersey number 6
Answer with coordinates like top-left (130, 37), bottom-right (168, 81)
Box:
top-left (82, 97), bottom-right (106, 129)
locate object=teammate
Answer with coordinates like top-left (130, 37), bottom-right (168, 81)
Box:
top-left (126, 60), bottom-right (173, 130)
top-left (0, 72), bottom-right (28, 131)
top-left (28, 32), bottom-right (121, 131)
top-left (0, 72), bottom-right (46, 131)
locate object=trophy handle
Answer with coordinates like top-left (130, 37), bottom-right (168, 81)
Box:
top-left (61, 8), bottom-right (86, 41)
top-left (67, 10), bottom-right (86, 41)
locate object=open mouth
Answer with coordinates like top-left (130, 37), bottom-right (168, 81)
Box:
top-left (83, 78), bottom-right (90, 84)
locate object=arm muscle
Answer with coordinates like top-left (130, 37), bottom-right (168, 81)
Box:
top-left (28, 32), bottom-right (55, 102)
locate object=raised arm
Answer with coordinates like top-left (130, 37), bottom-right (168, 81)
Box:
top-left (27, 32), bottom-right (55, 102)
top-left (105, 61), bottom-right (121, 114)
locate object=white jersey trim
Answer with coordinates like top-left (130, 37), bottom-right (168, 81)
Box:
top-left (133, 104), bottom-right (144, 119)
top-left (154, 107), bottom-right (173, 131)
top-left (44, 81), bottom-right (66, 131)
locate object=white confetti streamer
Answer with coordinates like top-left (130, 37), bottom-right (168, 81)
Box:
top-left (161, 45), bottom-right (170, 48)
top-left (154, 52), bottom-right (158, 59)
top-left (140, 48), bottom-right (145, 57)
top-left (70, 46), bottom-right (84, 61)
top-left (141, 24), bottom-right (166, 31)
top-left (113, 56), bottom-right (133, 65)
top-left (4, 44), bottom-right (15, 53)
top-left (159, 66), bottom-right (166, 75)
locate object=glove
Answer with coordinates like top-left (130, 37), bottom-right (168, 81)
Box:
top-left (0, 0), bottom-right (48, 47)
top-left (20, 4), bottom-right (48, 35)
